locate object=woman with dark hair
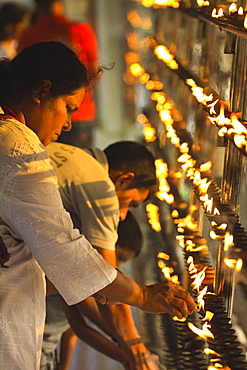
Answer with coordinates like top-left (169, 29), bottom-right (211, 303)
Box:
top-left (0, 41), bottom-right (195, 369)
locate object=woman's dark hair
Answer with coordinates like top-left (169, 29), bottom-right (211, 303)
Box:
top-left (104, 141), bottom-right (157, 193)
top-left (0, 2), bottom-right (29, 40)
top-left (116, 211), bottom-right (142, 257)
top-left (0, 41), bottom-right (89, 106)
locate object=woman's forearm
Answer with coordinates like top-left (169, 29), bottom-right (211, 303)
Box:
top-left (97, 270), bottom-right (144, 308)
top-left (97, 271), bottom-right (197, 318)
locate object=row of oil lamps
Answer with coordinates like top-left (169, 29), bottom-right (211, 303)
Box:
top-left (126, 4), bottom-right (247, 368)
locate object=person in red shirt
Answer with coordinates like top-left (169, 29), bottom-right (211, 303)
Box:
top-left (18, 0), bottom-right (99, 148)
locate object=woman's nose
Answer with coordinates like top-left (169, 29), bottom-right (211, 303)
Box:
top-left (63, 120), bottom-right (72, 132)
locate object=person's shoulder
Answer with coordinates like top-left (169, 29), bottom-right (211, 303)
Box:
top-left (46, 142), bottom-right (101, 168)
top-left (47, 142), bottom-right (89, 157)
top-left (83, 148), bottom-right (108, 172)
top-left (0, 118), bottom-right (44, 157)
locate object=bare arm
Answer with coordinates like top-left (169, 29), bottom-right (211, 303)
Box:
top-left (61, 298), bottom-right (129, 365)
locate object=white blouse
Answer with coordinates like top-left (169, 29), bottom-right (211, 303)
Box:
top-left (0, 117), bottom-right (117, 369)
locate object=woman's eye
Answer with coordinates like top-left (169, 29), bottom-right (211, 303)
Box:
top-left (67, 106), bottom-right (73, 113)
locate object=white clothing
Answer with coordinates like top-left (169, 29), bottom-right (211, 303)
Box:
top-left (0, 117), bottom-right (117, 369)
top-left (46, 143), bottom-right (119, 251)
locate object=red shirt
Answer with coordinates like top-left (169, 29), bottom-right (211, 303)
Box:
top-left (18, 14), bottom-right (98, 121)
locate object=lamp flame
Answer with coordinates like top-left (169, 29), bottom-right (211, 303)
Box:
top-left (188, 322), bottom-right (214, 339)
top-left (223, 232), bottom-right (234, 251)
top-left (229, 3), bottom-right (237, 13)
top-left (238, 6), bottom-right (244, 15)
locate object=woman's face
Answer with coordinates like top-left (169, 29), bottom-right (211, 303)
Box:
top-left (24, 85), bottom-right (85, 146)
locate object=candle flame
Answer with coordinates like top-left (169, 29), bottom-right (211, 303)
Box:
top-left (143, 124), bottom-right (156, 142)
top-left (154, 45), bottom-right (178, 70)
top-left (223, 232), bottom-right (234, 251)
top-left (204, 348), bottom-right (220, 356)
top-left (208, 99), bottom-right (219, 115)
top-left (201, 310), bottom-right (214, 322)
top-left (157, 252), bottom-right (170, 260)
top-left (197, 286), bottom-right (208, 310)
top-left (224, 258), bottom-right (237, 268)
top-left (217, 223), bottom-right (227, 230)
top-left (213, 207), bottom-right (220, 215)
top-left (173, 316), bottom-right (186, 322)
top-left (188, 322), bottom-right (214, 339)
top-left (191, 266), bottom-right (207, 291)
top-left (212, 8), bottom-right (217, 17)
top-left (180, 142), bottom-right (189, 153)
top-left (238, 6), bottom-right (243, 15)
top-left (200, 161), bottom-right (212, 172)
top-left (229, 3), bottom-right (237, 13)
top-left (236, 258), bottom-right (243, 271)
top-left (129, 63), bottom-right (144, 77)
top-left (244, 14), bottom-right (247, 28)
top-left (146, 203), bottom-right (162, 232)
top-left (210, 230), bottom-right (223, 240)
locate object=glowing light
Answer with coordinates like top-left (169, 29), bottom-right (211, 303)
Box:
top-left (154, 45), bottom-right (179, 70)
top-left (157, 252), bottom-right (170, 260)
top-left (188, 322), bottom-right (214, 339)
top-left (208, 99), bottom-right (219, 115)
top-left (238, 6), bottom-right (243, 15)
top-left (212, 8), bottom-right (224, 18)
top-left (244, 14), bottom-right (247, 29)
top-left (172, 209), bottom-right (179, 218)
top-left (210, 230), bottom-right (224, 240)
top-left (197, 0), bottom-right (210, 6)
top-left (187, 256), bottom-right (197, 274)
top-left (191, 266), bottom-right (207, 291)
top-left (229, 3), bottom-right (237, 13)
top-left (223, 232), bottom-right (234, 251)
top-left (224, 258), bottom-right (237, 268)
top-left (143, 124), bottom-right (157, 142)
top-left (139, 73), bottom-right (150, 84)
top-left (146, 203), bottom-right (162, 232)
top-left (173, 316), bottom-right (186, 322)
top-left (201, 311), bottom-right (214, 322)
top-left (127, 10), bottom-right (143, 28)
top-left (191, 86), bottom-right (213, 104)
top-left (234, 134), bottom-right (246, 148)
top-left (212, 8), bottom-right (217, 17)
top-left (230, 114), bottom-right (247, 135)
top-left (213, 208), bottom-right (220, 215)
top-left (218, 8), bottom-right (224, 17)
top-left (204, 348), bottom-right (220, 356)
top-left (129, 63), bottom-right (144, 77)
top-left (200, 161), bottom-right (212, 172)
top-left (223, 258), bottom-right (242, 271)
top-left (236, 258), bottom-right (243, 272)
top-left (180, 142), bottom-right (189, 153)
top-left (217, 223), bottom-right (227, 230)
top-left (198, 178), bottom-right (212, 195)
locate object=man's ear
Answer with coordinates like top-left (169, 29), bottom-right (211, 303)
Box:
top-left (32, 80), bottom-right (52, 104)
top-left (114, 172), bottom-right (135, 191)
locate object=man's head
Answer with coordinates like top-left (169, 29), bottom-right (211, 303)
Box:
top-left (115, 211), bottom-right (142, 268)
top-left (104, 141), bottom-right (157, 220)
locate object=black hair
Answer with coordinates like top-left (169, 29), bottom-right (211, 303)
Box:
top-left (104, 141), bottom-right (157, 193)
top-left (0, 2), bottom-right (29, 40)
top-left (116, 211), bottom-right (142, 257)
top-left (0, 41), bottom-right (89, 106)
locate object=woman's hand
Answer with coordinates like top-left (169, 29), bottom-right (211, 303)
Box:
top-left (140, 281), bottom-right (196, 318)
